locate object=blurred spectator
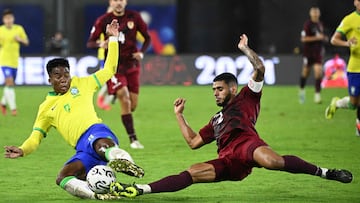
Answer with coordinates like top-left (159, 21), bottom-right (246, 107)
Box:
top-left (46, 31), bottom-right (69, 56)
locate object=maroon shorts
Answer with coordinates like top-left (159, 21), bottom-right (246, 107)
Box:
top-left (303, 54), bottom-right (323, 66)
top-left (106, 68), bottom-right (140, 95)
top-left (206, 134), bottom-right (268, 181)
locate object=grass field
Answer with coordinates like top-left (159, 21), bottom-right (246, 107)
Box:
top-left (0, 85), bottom-right (359, 203)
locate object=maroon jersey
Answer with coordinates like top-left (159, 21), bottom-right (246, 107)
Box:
top-left (87, 10), bottom-right (151, 71)
top-left (302, 20), bottom-right (325, 58)
top-left (199, 86), bottom-right (261, 152)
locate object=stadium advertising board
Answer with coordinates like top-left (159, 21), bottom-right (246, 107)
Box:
top-left (2, 54), bottom-right (342, 86)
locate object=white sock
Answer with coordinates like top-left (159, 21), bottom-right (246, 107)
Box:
top-left (97, 85), bottom-right (107, 97)
top-left (299, 89), bottom-right (305, 95)
top-left (314, 93), bottom-right (321, 102)
top-left (105, 147), bottom-right (134, 163)
top-left (4, 86), bottom-right (16, 110)
top-left (60, 176), bottom-right (95, 199)
top-left (320, 167), bottom-right (328, 178)
top-left (136, 184), bottom-right (152, 194)
top-left (336, 96), bottom-right (350, 108)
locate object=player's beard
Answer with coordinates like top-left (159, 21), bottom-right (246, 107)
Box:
top-left (217, 93), bottom-right (231, 107)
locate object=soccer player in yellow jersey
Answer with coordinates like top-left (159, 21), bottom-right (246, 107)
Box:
top-left (4, 20), bottom-right (144, 200)
top-left (0, 9), bottom-right (29, 116)
top-left (325, 0), bottom-right (360, 135)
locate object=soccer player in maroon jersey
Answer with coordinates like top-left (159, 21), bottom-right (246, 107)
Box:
top-left (110, 34), bottom-right (352, 198)
top-left (299, 6), bottom-right (328, 104)
top-left (87, 0), bottom-right (151, 149)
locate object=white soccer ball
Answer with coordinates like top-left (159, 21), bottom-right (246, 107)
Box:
top-left (86, 165), bottom-right (117, 194)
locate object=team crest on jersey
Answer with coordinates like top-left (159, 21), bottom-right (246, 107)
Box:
top-left (70, 87), bottom-right (80, 97)
top-left (127, 21), bottom-right (134, 29)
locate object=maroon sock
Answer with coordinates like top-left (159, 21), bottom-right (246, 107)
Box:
top-left (149, 171), bottom-right (193, 193)
top-left (315, 78), bottom-right (322, 93)
top-left (121, 114), bottom-right (137, 141)
top-left (282, 155), bottom-right (321, 176)
top-left (300, 76), bottom-right (307, 89)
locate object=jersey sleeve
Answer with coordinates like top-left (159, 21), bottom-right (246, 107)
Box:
top-left (19, 25), bottom-right (28, 42)
top-left (19, 131), bottom-right (44, 156)
top-left (303, 21), bottom-right (311, 36)
top-left (92, 37), bottom-right (119, 88)
top-left (199, 122), bottom-right (215, 144)
top-left (336, 15), bottom-right (350, 35)
top-left (136, 13), bottom-right (151, 53)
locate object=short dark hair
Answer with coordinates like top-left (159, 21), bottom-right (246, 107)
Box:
top-left (2, 9), bottom-right (13, 17)
top-left (213, 72), bottom-right (238, 86)
top-left (46, 58), bottom-right (70, 75)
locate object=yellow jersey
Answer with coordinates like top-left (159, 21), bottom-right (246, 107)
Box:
top-left (0, 24), bottom-right (28, 68)
top-left (336, 11), bottom-right (360, 73)
top-left (19, 38), bottom-right (119, 155)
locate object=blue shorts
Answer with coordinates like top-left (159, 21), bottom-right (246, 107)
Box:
top-left (1, 66), bottom-right (17, 80)
top-left (65, 123), bottom-right (119, 173)
top-left (347, 72), bottom-right (360, 97)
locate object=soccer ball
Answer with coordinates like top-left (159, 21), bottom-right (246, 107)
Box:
top-left (86, 165), bottom-right (117, 194)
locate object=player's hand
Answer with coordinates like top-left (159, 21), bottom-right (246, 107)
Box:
top-left (174, 98), bottom-right (186, 114)
top-left (237, 34), bottom-right (248, 51)
top-left (106, 19), bottom-right (119, 37)
top-left (316, 33), bottom-right (328, 42)
top-left (14, 35), bottom-right (21, 42)
top-left (4, 146), bottom-right (24, 158)
top-left (348, 37), bottom-right (357, 47)
top-left (132, 52), bottom-right (144, 61)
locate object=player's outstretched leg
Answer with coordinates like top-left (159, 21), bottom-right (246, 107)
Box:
top-left (281, 155), bottom-right (352, 183)
top-left (325, 169), bottom-right (353, 183)
top-left (325, 97), bottom-right (340, 119)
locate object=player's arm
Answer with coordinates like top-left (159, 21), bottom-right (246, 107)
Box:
top-left (174, 98), bottom-right (205, 149)
top-left (15, 36), bottom-right (29, 46)
top-left (93, 20), bottom-right (119, 86)
top-left (4, 130), bottom-right (44, 158)
top-left (238, 34), bottom-right (264, 93)
top-left (133, 15), bottom-right (151, 61)
top-left (15, 26), bottom-right (29, 46)
top-left (301, 31), bottom-right (326, 43)
top-left (238, 34), bottom-right (265, 82)
top-left (4, 107), bottom-right (48, 158)
top-left (301, 34), bottom-right (327, 43)
top-left (331, 31), bottom-right (357, 47)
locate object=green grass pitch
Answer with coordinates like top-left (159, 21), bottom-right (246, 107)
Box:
top-left (0, 85), bottom-right (359, 203)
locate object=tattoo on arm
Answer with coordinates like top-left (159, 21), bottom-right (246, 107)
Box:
top-left (241, 45), bottom-right (265, 81)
